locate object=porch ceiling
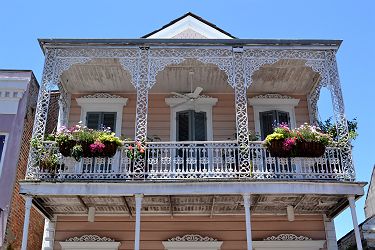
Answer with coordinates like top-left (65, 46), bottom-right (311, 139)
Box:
top-left (248, 59), bottom-right (320, 95)
top-left (34, 193), bottom-right (348, 219)
top-left (59, 58), bottom-right (318, 95)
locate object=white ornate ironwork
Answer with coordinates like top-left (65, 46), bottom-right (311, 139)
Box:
top-left (168, 234), bottom-right (218, 242)
top-left (33, 141), bottom-right (345, 181)
top-left (26, 45), bottom-right (354, 181)
top-left (65, 234), bottom-right (115, 242)
top-left (263, 234), bottom-right (312, 241)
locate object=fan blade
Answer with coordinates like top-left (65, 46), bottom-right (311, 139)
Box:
top-left (191, 86), bottom-right (203, 98)
top-left (171, 92), bottom-right (189, 99)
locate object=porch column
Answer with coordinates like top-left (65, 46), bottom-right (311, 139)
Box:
top-left (134, 194), bottom-right (143, 250)
top-left (21, 196), bottom-right (32, 250)
top-left (42, 218), bottom-right (55, 250)
top-left (133, 48), bottom-right (150, 178)
top-left (326, 51), bottom-right (354, 180)
top-left (243, 193), bottom-right (253, 250)
top-left (233, 49), bottom-right (251, 177)
top-left (348, 196), bottom-right (363, 250)
top-left (57, 84), bottom-right (71, 129)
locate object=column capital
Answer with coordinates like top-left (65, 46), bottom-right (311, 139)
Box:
top-left (135, 194), bottom-right (144, 200)
top-left (347, 195), bottom-right (356, 202)
top-left (243, 193), bottom-right (251, 208)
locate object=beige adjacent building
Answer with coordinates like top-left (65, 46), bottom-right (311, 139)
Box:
top-left (19, 13), bottom-right (366, 250)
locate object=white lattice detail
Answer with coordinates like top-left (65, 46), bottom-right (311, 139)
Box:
top-left (252, 94), bottom-right (293, 99)
top-left (65, 234), bottom-right (115, 242)
top-left (263, 234), bottom-right (312, 241)
top-left (168, 234), bottom-right (218, 242)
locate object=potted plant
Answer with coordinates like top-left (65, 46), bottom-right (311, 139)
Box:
top-left (31, 138), bottom-right (59, 175)
top-left (264, 123), bottom-right (332, 158)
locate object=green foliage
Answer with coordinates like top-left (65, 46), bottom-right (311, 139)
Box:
top-left (318, 117), bottom-right (358, 142)
top-left (71, 145), bottom-right (83, 161)
top-left (31, 138), bottom-right (58, 172)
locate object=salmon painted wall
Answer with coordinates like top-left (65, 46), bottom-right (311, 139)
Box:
top-left (68, 93), bottom-right (309, 141)
top-left (53, 215), bottom-right (326, 250)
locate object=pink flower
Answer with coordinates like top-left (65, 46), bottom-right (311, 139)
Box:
top-left (90, 140), bottom-right (105, 153)
top-left (282, 137), bottom-right (296, 151)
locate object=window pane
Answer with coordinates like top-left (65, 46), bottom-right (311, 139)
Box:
top-left (86, 113), bottom-right (101, 130)
top-left (102, 113), bottom-right (116, 132)
top-left (0, 135), bottom-right (5, 162)
top-left (277, 111), bottom-right (290, 126)
top-left (194, 112), bottom-right (207, 141)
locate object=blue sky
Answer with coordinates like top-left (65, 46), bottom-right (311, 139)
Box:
top-left (1, 0), bottom-right (374, 239)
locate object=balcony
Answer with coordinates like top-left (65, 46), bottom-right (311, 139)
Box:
top-left (32, 140), bottom-right (346, 181)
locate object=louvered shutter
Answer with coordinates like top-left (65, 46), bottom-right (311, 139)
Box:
top-left (86, 112), bottom-right (101, 130)
top-left (194, 111), bottom-right (207, 141)
top-left (260, 111), bottom-right (275, 139)
top-left (177, 111), bottom-right (190, 141)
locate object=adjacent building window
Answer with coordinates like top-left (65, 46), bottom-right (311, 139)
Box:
top-left (259, 110), bottom-right (290, 139)
top-left (86, 112), bottom-right (117, 132)
top-left (176, 110), bottom-right (207, 141)
top-left (0, 133), bottom-right (8, 177)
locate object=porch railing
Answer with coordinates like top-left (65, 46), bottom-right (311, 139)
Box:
top-left (32, 141), bottom-right (347, 181)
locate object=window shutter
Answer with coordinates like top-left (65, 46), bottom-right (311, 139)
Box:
top-left (260, 111), bottom-right (275, 140)
top-left (194, 112), bottom-right (207, 141)
top-left (177, 111), bottom-right (190, 141)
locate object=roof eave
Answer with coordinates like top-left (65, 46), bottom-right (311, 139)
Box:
top-left (38, 38), bottom-right (342, 53)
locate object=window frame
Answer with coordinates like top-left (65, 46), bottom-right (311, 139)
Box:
top-left (86, 112), bottom-right (117, 132)
top-left (248, 96), bottom-right (300, 137)
top-left (165, 97), bottom-right (218, 141)
top-left (76, 95), bottom-right (128, 136)
top-left (0, 133), bottom-right (9, 177)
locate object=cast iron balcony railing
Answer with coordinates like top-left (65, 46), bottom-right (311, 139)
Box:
top-left (30, 141), bottom-right (347, 181)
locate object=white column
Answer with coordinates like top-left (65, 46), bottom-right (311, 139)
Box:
top-left (323, 215), bottom-right (338, 250)
top-left (42, 218), bottom-right (55, 250)
top-left (348, 196), bottom-right (363, 250)
top-left (21, 196), bottom-right (32, 250)
top-left (243, 193), bottom-right (253, 250)
top-left (134, 194), bottom-right (143, 250)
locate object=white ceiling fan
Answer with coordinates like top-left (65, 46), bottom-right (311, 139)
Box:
top-left (170, 71), bottom-right (204, 107)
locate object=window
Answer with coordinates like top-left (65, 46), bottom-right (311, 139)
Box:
top-left (248, 94), bottom-right (300, 139)
top-left (259, 110), bottom-right (290, 139)
top-left (165, 96), bottom-right (218, 141)
top-left (0, 133), bottom-right (8, 177)
top-left (75, 94), bottom-right (128, 136)
top-left (86, 112), bottom-right (117, 132)
top-left (177, 110), bottom-right (207, 141)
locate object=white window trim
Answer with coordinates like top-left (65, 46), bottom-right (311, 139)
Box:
top-left (59, 241), bottom-right (121, 250)
top-left (248, 96), bottom-right (300, 136)
top-left (0, 133), bottom-right (9, 177)
top-left (76, 96), bottom-right (128, 136)
top-left (252, 240), bottom-right (325, 250)
top-left (165, 97), bottom-right (218, 141)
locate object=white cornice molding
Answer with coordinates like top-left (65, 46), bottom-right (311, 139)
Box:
top-left (76, 93), bottom-right (128, 105)
top-left (60, 235), bottom-right (120, 250)
top-left (263, 234), bottom-right (312, 241)
top-left (168, 234), bottom-right (218, 242)
top-left (163, 234), bottom-right (222, 250)
top-left (248, 94), bottom-right (300, 106)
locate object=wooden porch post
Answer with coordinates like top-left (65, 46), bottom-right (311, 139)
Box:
top-left (21, 196), bottom-right (32, 250)
top-left (243, 193), bottom-right (253, 250)
top-left (348, 195), bottom-right (363, 250)
top-left (134, 194), bottom-right (143, 250)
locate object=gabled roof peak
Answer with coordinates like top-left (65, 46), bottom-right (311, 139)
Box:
top-left (142, 12), bottom-right (236, 39)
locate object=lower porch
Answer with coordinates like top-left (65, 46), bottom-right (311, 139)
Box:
top-left (19, 181), bottom-right (366, 250)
